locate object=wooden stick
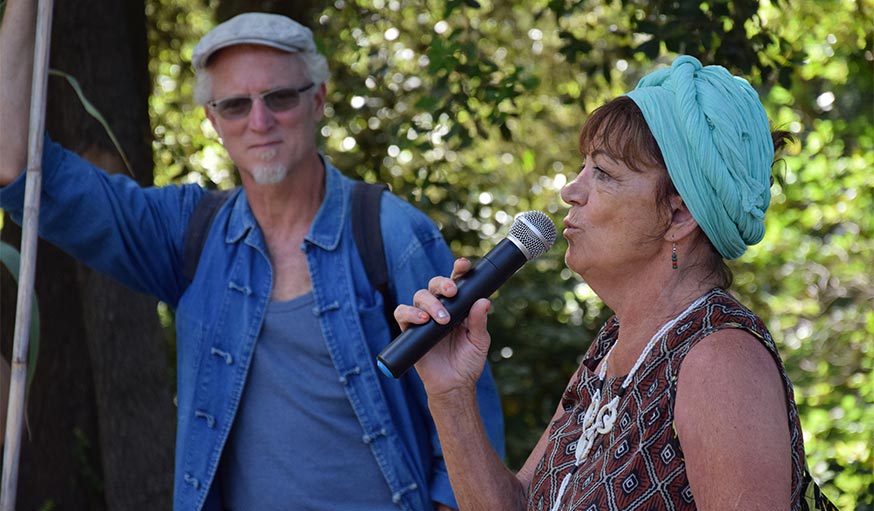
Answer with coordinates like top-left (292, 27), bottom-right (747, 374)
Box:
top-left (1, 0), bottom-right (54, 507)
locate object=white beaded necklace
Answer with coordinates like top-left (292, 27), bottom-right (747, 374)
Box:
top-left (548, 294), bottom-right (708, 511)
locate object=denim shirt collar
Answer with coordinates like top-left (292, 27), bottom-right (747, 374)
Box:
top-left (306, 158), bottom-right (346, 251)
top-left (221, 155), bottom-right (347, 252)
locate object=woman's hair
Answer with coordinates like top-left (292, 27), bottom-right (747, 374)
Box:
top-left (578, 96), bottom-right (666, 174)
top-left (193, 48), bottom-right (330, 106)
top-left (578, 96), bottom-right (792, 289)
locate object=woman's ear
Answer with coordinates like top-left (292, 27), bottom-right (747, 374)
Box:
top-left (666, 195), bottom-right (699, 242)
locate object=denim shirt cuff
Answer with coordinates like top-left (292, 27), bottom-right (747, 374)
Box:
top-left (429, 467), bottom-right (458, 510)
top-left (0, 133), bottom-right (61, 216)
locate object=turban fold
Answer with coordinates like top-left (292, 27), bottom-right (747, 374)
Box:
top-left (625, 55), bottom-right (773, 259)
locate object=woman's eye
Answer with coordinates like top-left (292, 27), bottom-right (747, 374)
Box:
top-left (593, 166), bottom-right (611, 180)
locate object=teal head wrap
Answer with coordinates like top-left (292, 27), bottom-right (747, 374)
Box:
top-left (625, 55), bottom-right (773, 259)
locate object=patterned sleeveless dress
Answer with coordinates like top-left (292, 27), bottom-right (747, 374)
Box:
top-left (526, 288), bottom-right (807, 511)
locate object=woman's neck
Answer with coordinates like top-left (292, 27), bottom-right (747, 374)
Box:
top-left (598, 273), bottom-right (717, 378)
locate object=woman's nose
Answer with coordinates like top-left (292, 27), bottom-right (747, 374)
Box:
top-left (561, 168), bottom-right (588, 206)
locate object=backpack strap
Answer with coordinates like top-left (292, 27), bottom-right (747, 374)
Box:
top-left (350, 181), bottom-right (400, 338)
top-left (182, 189), bottom-right (234, 282)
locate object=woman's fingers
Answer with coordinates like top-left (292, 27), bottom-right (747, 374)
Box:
top-left (465, 298), bottom-right (492, 353)
top-left (450, 257), bottom-right (472, 280)
top-left (397, 258), bottom-right (475, 332)
top-left (415, 286), bottom-right (452, 325)
top-left (393, 303), bottom-right (429, 332)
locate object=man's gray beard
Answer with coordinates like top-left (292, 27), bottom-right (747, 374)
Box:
top-left (251, 164), bottom-right (289, 185)
top-left (250, 148), bottom-right (288, 185)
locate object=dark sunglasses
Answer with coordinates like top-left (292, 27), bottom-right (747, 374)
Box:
top-left (207, 83), bottom-right (315, 120)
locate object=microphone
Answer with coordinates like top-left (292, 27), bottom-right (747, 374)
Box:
top-left (377, 211), bottom-right (557, 378)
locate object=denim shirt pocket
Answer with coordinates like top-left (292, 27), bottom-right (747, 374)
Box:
top-left (356, 290), bottom-right (393, 350)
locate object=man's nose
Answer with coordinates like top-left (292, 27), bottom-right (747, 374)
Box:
top-left (247, 98), bottom-right (275, 130)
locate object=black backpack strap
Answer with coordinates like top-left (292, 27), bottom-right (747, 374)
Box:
top-left (350, 181), bottom-right (400, 338)
top-left (182, 189), bottom-right (234, 282)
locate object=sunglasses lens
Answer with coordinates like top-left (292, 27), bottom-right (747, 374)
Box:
top-left (211, 85), bottom-right (311, 119)
top-left (264, 88), bottom-right (301, 112)
top-left (215, 97), bottom-right (253, 119)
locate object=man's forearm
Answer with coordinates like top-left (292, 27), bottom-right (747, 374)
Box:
top-left (0, 0), bottom-right (38, 185)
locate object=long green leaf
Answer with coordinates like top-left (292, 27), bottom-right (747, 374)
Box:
top-left (0, 240), bottom-right (40, 395)
top-left (48, 69), bottom-right (135, 178)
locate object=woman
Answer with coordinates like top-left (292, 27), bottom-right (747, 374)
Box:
top-left (395, 55), bottom-right (832, 510)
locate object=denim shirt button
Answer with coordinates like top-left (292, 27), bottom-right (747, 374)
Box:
top-left (210, 347), bottom-right (234, 365)
top-left (227, 280), bottom-right (252, 295)
top-left (362, 428), bottom-right (387, 444)
top-left (194, 410), bottom-right (216, 428)
top-left (183, 473), bottom-right (200, 489)
top-left (391, 483), bottom-right (417, 504)
top-left (338, 366), bottom-right (361, 385)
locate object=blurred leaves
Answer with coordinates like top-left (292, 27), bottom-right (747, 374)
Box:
top-left (146, 0), bottom-right (231, 188)
top-left (0, 241), bottom-right (40, 395)
top-left (148, 0), bottom-right (873, 507)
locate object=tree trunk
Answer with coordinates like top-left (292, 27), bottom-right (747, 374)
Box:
top-left (1, 0), bottom-right (175, 509)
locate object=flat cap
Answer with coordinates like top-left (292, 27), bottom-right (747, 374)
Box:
top-left (192, 12), bottom-right (316, 71)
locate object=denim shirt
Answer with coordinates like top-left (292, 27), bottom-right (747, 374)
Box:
top-left (0, 137), bottom-right (505, 511)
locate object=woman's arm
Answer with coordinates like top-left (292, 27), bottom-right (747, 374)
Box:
top-left (428, 380), bottom-right (565, 511)
top-left (427, 384), bottom-right (528, 511)
top-left (396, 258), bottom-right (565, 510)
top-left (675, 328), bottom-right (792, 510)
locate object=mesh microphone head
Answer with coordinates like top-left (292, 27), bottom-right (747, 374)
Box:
top-left (508, 211), bottom-right (557, 260)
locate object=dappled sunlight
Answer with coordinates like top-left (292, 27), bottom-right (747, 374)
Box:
top-left (141, 0), bottom-right (873, 506)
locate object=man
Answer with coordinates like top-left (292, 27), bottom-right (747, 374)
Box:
top-left (0, 7), bottom-right (504, 511)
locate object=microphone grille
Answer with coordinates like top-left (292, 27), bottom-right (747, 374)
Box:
top-left (509, 211), bottom-right (557, 260)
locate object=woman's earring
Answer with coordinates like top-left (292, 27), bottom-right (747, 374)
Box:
top-left (672, 242), bottom-right (678, 270)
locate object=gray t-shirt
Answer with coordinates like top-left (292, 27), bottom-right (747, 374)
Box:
top-left (219, 292), bottom-right (395, 510)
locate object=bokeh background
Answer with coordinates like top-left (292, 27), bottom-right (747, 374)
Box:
top-left (1, 0), bottom-right (871, 509)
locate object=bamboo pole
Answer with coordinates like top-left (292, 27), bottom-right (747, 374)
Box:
top-left (1, 0), bottom-right (54, 507)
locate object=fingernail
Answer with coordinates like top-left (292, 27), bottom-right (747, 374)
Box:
top-left (419, 311), bottom-right (429, 320)
top-left (436, 309), bottom-right (448, 320)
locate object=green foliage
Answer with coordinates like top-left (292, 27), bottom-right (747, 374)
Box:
top-left (48, 70), bottom-right (134, 177)
top-left (146, 0), bottom-right (231, 188)
top-left (0, 241), bottom-right (40, 394)
top-left (71, 427), bottom-right (105, 501)
top-left (147, 0), bottom-right (873, 507)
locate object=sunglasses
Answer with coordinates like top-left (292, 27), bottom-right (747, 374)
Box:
top-left (207, 83), bottom-right (315, 120)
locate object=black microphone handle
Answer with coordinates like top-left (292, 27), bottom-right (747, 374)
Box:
top-left (377, 238), bottom-right (528, 378)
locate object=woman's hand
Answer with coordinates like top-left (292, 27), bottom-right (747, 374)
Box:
top-left (393, 258), bottom-right (493, 398)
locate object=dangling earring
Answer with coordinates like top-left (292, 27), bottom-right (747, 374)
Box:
top-left (671, 242), bottom-right (678, 270)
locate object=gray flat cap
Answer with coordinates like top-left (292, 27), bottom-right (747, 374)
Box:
top-left (192, 12), bottom-right (316, 71)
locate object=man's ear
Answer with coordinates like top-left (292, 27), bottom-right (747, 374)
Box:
top-left (205, 108), bottom-right (223, 139)
top-left (666, 195), bottom-right (699, 242)
top-left (312, 82), bottom-right (327, 121)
